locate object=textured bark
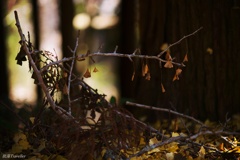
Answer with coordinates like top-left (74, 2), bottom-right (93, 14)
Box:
top-left (121, 0), bottom-right (240, 121)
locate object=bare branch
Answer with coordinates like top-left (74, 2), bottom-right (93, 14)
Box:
top-left (14, 10), bottom-right (74, 121)
top-left (158, 27), bottom-right (203, 57)
top-left (67, 30), bottom-right (80, 114)
top-left (126, 101), bottom-right (205, 126)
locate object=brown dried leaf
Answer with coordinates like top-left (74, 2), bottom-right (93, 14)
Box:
top-left (161, 83), bottom-right (166, 93)
top-left (93, 67), bottom-right (99, 72)
top-left (15, 46), bottom-right (27, 65)
top-left (165, 51), bottom-right (172, 61)
top-left (164, 61), bottom-right (173, 68)
top-left (131, 72), bottom-right (135, 81)
top-left (83, 68), bottom-right (91, 78)
top-left (142, 63), bottom-right (148, 76)
top-left (183, 54), bottom-right (188, 62)
top-left (145, 72), bottom-right (151, 80)
top-left (173, 75), bottom-right (179, 81)
top-left (173, 68), bottom-right (182, 81)
top-left (176, 68), bottom-right (182, 76)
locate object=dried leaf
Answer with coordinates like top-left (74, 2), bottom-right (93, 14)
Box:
top-left (15, 46), bottom-right (27, 65)
top-left (160, 43), bottom-right (168, 51)
top-left (198, 146), bottom-right (206, 158)
top-left (83, 68), bottom-right (91, 78)
top-left (176, 68), bottom-right (182, 76)
top-left (173, 75), bottom-right (179, 81)
top-left (131, 72), bottom-right (135, 81)
top-left (142, 63), bottom-right (149, 76)
top-left (93, 67), bottom-right (99, 72)
top-left (183, 54), bottom-right (188, 62)
top-left (165, 51), bottom-right (172, 61)
top-left (166, 152), bottom-right (174, 160)
top-left (161, 83), bottom-right (166, 93)
top-left (173, 68), bottom-right (182, 81)
top-left (206, 47), bottom-right (213, 55)
top-left (29, 117), bottom-right (35, 124)
top-left (219, 143), bottom-right (224, 151)
top-left (164, 61), bottom-right (173, 68)
top-left (145, 72), bottom-right (151, 80)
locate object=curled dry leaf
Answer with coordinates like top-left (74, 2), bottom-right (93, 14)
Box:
top-left (164, 61), bottom-right (173, 68)
top-left (83, 68), bottom-right (91, 78)
top-left (142, 63), bottom-right (149, 76)
top-left (145, 72), bottom-right (151, 80)
top-left (183, 54), bottom-right (188, 62)
top-left (173, 68), bottom-right (182, 81)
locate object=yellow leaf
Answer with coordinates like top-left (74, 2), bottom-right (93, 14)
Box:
top-left (206, 47), bottom-right (213, 55)
top-left (149, 137), bottom-right (160, 145)
top-left (198, 146), bottom-right (205, 158)
top-left (160, 43), bottom-right (169, 51)
top-left (171, 132), bottom-right (179, 137)
top-left (164, 61), bottom-right (173, 68)
top-left (18, 139), bottom-right (30, 150)
top-left (166, 152), bottom-right (174, 160)
top-left (29, 117), bottom-right (35, 124)
top-left (83, 68), bottom-right (91, 78)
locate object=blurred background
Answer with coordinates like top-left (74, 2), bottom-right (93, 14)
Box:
top-left (1, 0), bottom-right (240, 122)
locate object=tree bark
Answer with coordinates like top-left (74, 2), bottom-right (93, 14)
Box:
top-left (120, 0), bottom-right (240, 121)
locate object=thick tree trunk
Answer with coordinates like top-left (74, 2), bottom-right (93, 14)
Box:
top-left (0, 0), bottom-right (9, 100)
top-left (121, 0), bottom-right (240, 121)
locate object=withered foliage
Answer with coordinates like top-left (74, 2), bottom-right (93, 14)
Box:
top-left (12, 11), bottom-right (240, 159)
top-left (15, 25), bottom-right (158, 160)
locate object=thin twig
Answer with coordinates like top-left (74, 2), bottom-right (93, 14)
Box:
top-left (126, 101), bottom-right (205, 127)
top-left (67, 31), bottom-right (80, 114)
top-left (14, 10), bottom-right (74, 121)
top-left (158, 27), bottom-right (203, 57)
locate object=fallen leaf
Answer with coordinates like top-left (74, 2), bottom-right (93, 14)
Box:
top-left (198, 146), bottom-right (205, 159)
top-left (166, 152), bottom-right (174, 160)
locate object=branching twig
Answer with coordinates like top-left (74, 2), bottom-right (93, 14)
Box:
top-left (126, 101), bottom-right (205, 127)
top-left (157, 27), bottom-right (203, 57)
top-left (14, 11), bottom-right (74, 121)
top-left (67, 31), bottom-right (80, 114)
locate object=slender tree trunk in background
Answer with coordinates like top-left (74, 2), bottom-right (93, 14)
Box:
top-left (0, 0), bottom-right (9, 100)
top-left (31, 0), bottom-right (42, 102)
top-left (59, 0), bottom-right (74, 60)
top-left (120, 0), bottom-right (240, 121)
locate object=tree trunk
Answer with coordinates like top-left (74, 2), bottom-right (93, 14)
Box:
top-left (120, 0), bottom-right (240, 121)
top-left (0, 0), bottom-right (9, 100)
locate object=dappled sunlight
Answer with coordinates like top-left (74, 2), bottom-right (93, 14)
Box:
top-left (83, 59), bottom-right (120, 101)
top-left (5, 0), bottom-right (36, 104)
